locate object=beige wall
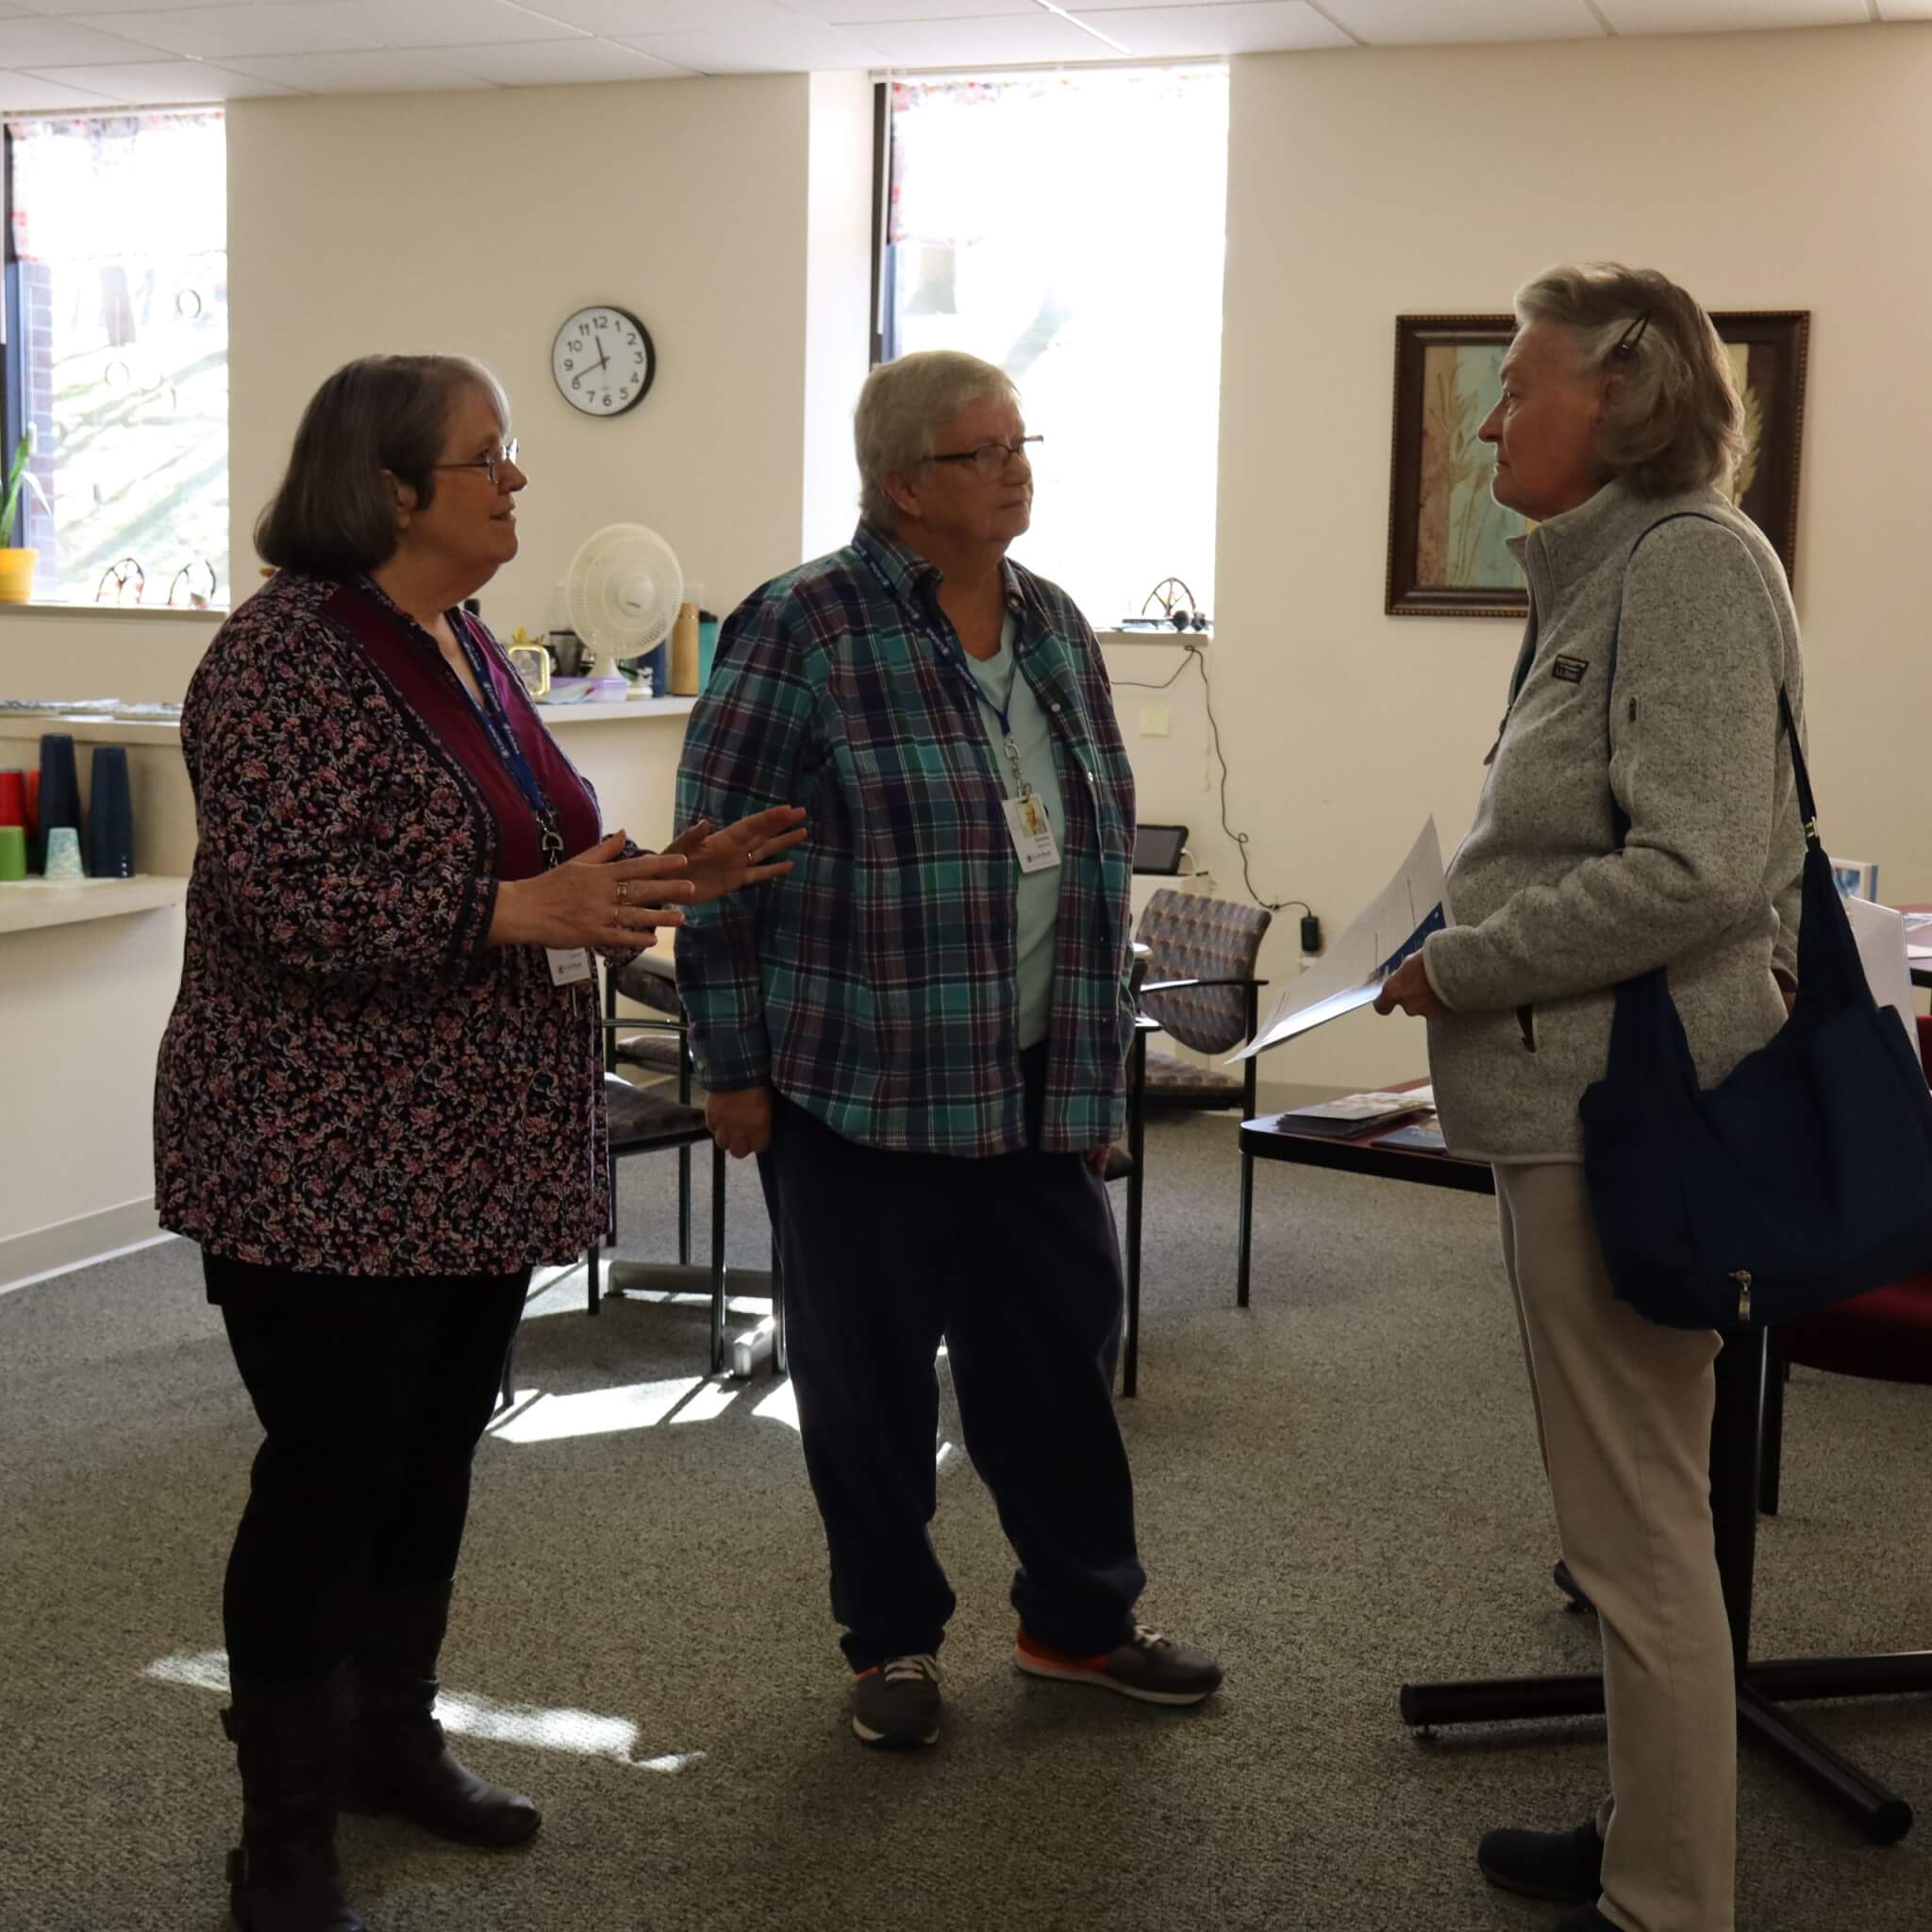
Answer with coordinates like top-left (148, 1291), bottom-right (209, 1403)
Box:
top-left (226, 74), bottom-right (865, 646)
top-left (1122, 23), bottom-right (1932, 1092)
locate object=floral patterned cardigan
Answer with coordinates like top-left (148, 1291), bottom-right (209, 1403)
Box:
top-left (155, 570), bottom-right (619, 1278)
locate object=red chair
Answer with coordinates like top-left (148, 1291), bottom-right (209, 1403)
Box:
top-left (1760, 1014), bottom-right (1932, 1515)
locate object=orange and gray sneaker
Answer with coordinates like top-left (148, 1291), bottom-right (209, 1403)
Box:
top-left (1014, 1624), bottom-right (1223, 1705)
top-left (850, 1653), bottom-right (942, 1746)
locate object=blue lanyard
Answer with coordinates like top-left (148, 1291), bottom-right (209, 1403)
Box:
top-left (443, 607), bottom-right (565, 866)
top-left (857, 544), bottom-right (1019, 741)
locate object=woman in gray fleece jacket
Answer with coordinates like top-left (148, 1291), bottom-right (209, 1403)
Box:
top-left (1377, 265), bottom-right (1805, 1932)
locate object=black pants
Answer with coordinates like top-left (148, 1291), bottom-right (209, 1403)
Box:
top-left (207, 1255), bottom-right (529, 1682)
top-left (758, 1055), bottom-right (1144, 1670)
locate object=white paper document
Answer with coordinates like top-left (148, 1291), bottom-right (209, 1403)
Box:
top-left (1229, 820), bottom-right (1447, 1062)
top-left (1845, 897), bottom-right (1917, 1051)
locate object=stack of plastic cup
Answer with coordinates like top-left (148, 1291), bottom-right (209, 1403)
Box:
top-left (88, 744), bottom-right (135, 877)
top-left (37, 733), bottom-right (83, 873)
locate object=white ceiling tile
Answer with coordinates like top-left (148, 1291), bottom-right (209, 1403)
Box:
top-left (445, 33), bottom-right (688, 79)
top-left (1079, 3), bottom-right (1355, 55)
top-left (840, 13), bottom-right (1115, 63)
top-left (215, 46), bottom-right (499, 86)
top-left (1596, 0), bottom-right (1867, 28)
top-left (770, 0), bottom-right (1036, 19)
top-left (70, 7), bottom-right (378, 58)
top-left (277, 0), bottom-right (585, 49)
top-left (0, 67), bottom-right (117, 106)
top-left (514, 0), bottom-right (774, 29)
top-left (21, 56), bottom-right (296, 97)
top-left (1321, 0), bottom-right (1605, 45)
top-left (1876, 3), bottom-right (1932, 19)
top-left (0, 18), bottom-right (167, 63)
top-left (616, 17), bottom-right (884, 69)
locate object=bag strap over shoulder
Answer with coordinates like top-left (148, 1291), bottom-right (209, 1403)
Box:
top-left (1607, 510), bottom-right (1817, 856)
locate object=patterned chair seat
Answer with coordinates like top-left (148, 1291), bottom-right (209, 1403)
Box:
top-left (603, 1073), bottom-right (708, 1151)
top-left (1143, 1047), bottom-right (1243, 1108)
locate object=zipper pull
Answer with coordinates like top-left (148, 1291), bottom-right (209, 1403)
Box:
top-left (1730, 1270), bottom-right (1752, 1323)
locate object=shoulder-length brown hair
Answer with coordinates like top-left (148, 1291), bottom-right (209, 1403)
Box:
top-left (255, 354), bottom-right (510, 578)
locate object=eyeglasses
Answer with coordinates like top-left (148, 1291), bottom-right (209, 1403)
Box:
top-left (928, 435), bottom-right (1042, 478)
top-left (435, 438), bottom-right (519, 486)
top-left (1610, 313), bottom-right (1651, 360)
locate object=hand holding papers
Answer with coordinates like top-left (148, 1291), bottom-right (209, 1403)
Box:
top-left (1229, 821), bottom-right (1446, 1062)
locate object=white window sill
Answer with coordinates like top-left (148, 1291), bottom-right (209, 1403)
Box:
top-left (0, 602), bottom-right (225, 623)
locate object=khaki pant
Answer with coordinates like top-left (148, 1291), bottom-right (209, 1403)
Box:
top-left (1494, 1162), bottom-right (1736, 1932)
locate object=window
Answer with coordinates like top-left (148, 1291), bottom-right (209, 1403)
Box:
top-left (881, 68), bottom-right (1227, 629)
top-left (7, 110), bottom-right (228, 609)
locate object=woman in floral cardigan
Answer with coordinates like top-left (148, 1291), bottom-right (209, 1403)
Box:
top-left (155, 354), bottom-right (801, 1932)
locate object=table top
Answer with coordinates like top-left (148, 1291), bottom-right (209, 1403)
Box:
top-left (1241, 1080), bottom-right (1494, 1196)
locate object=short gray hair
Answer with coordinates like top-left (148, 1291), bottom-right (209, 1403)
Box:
top-left (854, 350), bottom-right (1022, 528)
top-left (1515, 263), bottom-right (1743, 498)
top-left (256, 354), bottom-right (511, 578)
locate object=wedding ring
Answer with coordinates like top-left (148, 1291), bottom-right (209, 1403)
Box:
top-left (617, 880), bottom-right (630, 907)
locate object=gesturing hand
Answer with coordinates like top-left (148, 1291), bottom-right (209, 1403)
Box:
top-left (1372, 953), bottom-right (1444, 1020)
top-left (665, 807), bottom-right (808, 905)
top-left (488, 832), bottom-right (695, 951)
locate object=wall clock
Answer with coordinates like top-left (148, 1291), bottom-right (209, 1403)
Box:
top-left (552, 305), bottom-right (656, 416)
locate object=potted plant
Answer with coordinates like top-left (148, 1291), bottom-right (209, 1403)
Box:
top-left (0, 425), bottom-right (43, 604)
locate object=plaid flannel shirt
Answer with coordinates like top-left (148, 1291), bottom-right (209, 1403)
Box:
top-left (675, 524), bottom-right (1138, 1157)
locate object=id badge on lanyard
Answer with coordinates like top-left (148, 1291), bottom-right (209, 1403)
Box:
top-left (858, 548), bottom-right (1061, 874)
top-left (449, 616), bottom-right (591, 987)
top-left (995, 732), bottom-right (1061, 874)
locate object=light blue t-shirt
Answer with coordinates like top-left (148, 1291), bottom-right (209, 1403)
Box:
top-left (965, 613), bottom-right (1065, 1050)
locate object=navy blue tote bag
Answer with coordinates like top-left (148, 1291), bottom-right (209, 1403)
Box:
top-left (1580, 672), bottom-right (1932, 1331)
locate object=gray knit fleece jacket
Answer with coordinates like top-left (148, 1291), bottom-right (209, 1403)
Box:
top-left (1423, 477), bottom-right (1807, 1162)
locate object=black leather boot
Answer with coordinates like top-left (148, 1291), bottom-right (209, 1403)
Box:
top-left (1477, 1819), bottom-right (1604, 1904)
top-left (343, 1580), bottom-right (540, 1848)
top-left (223, 1669), bottom-right (367, 1932)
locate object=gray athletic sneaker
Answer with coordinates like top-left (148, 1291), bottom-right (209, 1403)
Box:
top-left (1014, 1623), bottom-right (1223, 1705)
top-left (850, 1654), bottom-right (942, 1746)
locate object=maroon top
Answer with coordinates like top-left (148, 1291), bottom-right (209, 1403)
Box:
top-left (156, 570), bottom-right (620, 1275)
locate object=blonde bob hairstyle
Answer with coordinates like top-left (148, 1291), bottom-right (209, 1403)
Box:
top-left (854, 349), bottom-right (1022, 529)
top-left (1515, 263), bottom-right (1744, 499)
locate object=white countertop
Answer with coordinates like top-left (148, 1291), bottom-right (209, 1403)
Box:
top-left (1, 695), bottom-right (696, 741)
top-left (0, 874), bottom-right (189, 935)
top-left (532, 695), bottom-right (697, 725)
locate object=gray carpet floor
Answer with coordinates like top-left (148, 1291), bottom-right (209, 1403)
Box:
top-left (3, 1111), bottom-right (1929, 1932)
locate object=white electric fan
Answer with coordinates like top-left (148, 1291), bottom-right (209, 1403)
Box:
top-left (564, 523), bottom-right (683, 697)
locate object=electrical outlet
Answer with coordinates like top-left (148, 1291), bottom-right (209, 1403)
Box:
top-left (1138, 704), bottom-right (1170, 738)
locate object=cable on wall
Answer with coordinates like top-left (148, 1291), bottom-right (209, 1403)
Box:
top-left (1113, 642), bottom-right (1311, 923)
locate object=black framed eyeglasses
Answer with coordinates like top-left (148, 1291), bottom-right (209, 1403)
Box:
top-left (928, 435), bottom-right (1042, 478)
top-left (1610, 313), bottom-right (1651, 360)
top-left (435, 438), bottom-right (519, 485)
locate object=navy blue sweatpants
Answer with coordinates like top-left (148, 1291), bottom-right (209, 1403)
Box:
top-left (757, 1055), bottom-right (1144, 1671)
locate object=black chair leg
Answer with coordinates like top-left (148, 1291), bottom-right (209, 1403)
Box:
top-left (708, 1141), bottom-right (727, 1377)
top-left (1760, 1349), bottom-right (1788, 1517)
top-left (771, 1237), bottom-right (787, 1377)
top-left (587, 1240), bottom-right (602, 1314)
top-left (1122, 1023), bottom-right (1147, 1398)
top-left (677, 1144), bottom-right (692, 1266)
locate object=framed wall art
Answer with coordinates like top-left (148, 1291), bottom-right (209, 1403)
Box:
top-left (1384, 309), bottom-right (1809, 619)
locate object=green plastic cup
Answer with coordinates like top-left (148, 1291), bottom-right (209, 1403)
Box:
top-left (0, 823), bottom-right (25, 881)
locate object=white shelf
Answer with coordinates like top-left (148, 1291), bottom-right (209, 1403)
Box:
top-left (0, 875), bottom-right (189, 936)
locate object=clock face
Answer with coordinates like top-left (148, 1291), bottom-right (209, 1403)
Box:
top-left (553, 306), bottom-right (656, 417)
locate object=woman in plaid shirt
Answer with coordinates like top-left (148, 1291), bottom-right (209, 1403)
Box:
top-left (676, 350), bottom-right (1223, 1747)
